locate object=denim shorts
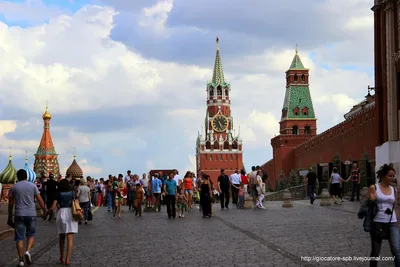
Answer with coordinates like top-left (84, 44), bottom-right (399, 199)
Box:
top-left (185, 190), bottom-right (193, 194)
top-left (14, 216), bottom-right (36, 241)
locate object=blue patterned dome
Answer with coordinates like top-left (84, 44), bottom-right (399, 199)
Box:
top-left (24, 156), bottom-right (36, 183)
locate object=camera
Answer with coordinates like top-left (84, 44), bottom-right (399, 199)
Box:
top-left (385, 208), bottom-right (393, 215)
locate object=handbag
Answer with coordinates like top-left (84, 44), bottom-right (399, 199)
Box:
top-left (372, 203), bottom-right (394, 240)
top-left (72, 199), bottom-right (83, 221)
top-left (88, 210), bottom-right (93, 221)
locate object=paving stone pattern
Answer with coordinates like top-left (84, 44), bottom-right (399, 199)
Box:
top-left (0, 200), bottom-right (395, 267)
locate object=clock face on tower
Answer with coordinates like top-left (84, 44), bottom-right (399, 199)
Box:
top-left (212, 115), bottom-right (229, 132)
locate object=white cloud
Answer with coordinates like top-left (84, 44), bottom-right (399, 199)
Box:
top-left (345, 16), bottom-right (374, 31)
top-left (138, 0), bottom-right (174, 34)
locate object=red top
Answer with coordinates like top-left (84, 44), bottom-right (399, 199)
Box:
top-left (241, 175), bottom-right (248, 185)
top-left (184, 178), bottom-right (193, 190)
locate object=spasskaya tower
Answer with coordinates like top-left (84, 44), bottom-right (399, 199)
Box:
top-left (196, 38), bottom-right (243, 184)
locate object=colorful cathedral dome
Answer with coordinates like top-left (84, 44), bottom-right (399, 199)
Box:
top-left (0, 155), bottom-right (17, 184)
top-left (66, 153), bottom-right (83, 179)
top-left (24, 154), bottom-right (36, 183)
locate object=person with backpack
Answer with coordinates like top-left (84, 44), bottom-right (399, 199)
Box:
top-left (362, 164), bottom-right (400, 267)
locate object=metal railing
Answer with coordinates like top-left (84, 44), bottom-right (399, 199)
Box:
top-left (264, 177), bottom-right (377, 201)
top-left (264, 184), bottom-right (308, 201)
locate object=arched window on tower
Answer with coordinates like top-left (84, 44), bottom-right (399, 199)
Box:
top-left (301, 74), bottom-right (305, 81)
top-left (293, 107), bottom-right (300, 116)
top-left (294, 74), bottom-right (298, 81)
top-left (302, 107), bottom-right (309, 116)
top-left (304, 125), bottom-right (311, 135)
top-left (210, 89), bottom-right (214, 98)
top-left (225, 89), bottom-right (229, 97)
top-left (292, 125), bottom-right (298, 135)
top-left (217, 86), bottom-right (222, 96)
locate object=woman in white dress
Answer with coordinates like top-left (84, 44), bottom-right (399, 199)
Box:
top-left (46, 179), bottom-right (78, 265)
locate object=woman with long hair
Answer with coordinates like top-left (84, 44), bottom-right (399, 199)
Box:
top-left (200, 174), bottom-right (212, 218)
top-left (46, 179), bottom-right (78, 265)
top-left (368, 164), bottom-right (400, 267)
top-left (183, 171), bottom-right (194, 210)
top-left (77, 179), bottom-right (91, 224)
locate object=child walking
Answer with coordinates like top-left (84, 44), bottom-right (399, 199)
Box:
top-left (237, 183), bottom-right (245, 209)
top-left (177, 189), bottom-right (188, 218)
top-left (133, 183), bottom-right (145, 217)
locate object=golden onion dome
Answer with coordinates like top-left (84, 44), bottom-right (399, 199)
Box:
top-left (42, 107), bottom-right (51, 120)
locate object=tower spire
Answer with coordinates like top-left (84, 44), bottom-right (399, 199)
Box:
top-left (9, 146), bottom-right (11, 160)
top-left (288, 45), bottom-right (306, 70)
top-left (211, 37), bottom-right (225, 85)
top-left (73, 147), bottom-right (76, 159)
top-left (25, 150), bottom-right (28, 163)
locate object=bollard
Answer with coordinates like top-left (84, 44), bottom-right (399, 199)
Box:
top-left (320, 188), bottom-right (331, 206)
top-left (282, 189), bottom-right (293, 208)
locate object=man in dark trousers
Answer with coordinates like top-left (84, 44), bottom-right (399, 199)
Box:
top-left (217, 169), bottom-right (230, 210)
top-left (45, 173), bottom-right (58, 221)
top-left (305, 167), bottom-right (317, 204)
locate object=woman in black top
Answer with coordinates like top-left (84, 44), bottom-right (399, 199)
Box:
top-left (200, 175), bottom-right (212, 218)
top-left (46, 179), bottom-right (78, 265)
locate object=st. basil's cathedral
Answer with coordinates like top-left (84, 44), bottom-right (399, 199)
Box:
top-left (0, 106), bottom-right (84, 201)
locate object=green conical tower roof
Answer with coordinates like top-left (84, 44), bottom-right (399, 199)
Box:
top-left (208, 37), bottom-right (230, 88)
top-left (288, 46), bottom-right (307, 70)
top-left (0, 155), bottom-right (17, 184)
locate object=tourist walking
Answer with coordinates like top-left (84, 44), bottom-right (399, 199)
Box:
top-left (305, 167), bottom-right (317, 204)
top-left (126, 175), bottom-right (135, 210)
top-left (329, 167), bottom-right (346, 204)
top-left (237, 183), bottom-right (245, 209)
top-left (8, 169), bottom-right (46, 267)
top-left (77, 179), bottom-right (91, 224)
top-left (200, 174), bottom-right (212, 218)
top-left (240, 169), bottom-right (248, 193)
top-left (183, 171), bottom-right (194, 209)
top-left (249, 166), bottom-right (259, 208)
top-left (45, 173), bottom-right (58, 221)
top-left (164, 172), bottom-right (177, 219)
top-left (229, 170), bottom-right (241, 206)
top-left (97, 178), bottom-right (105, 207)
top-left (46, 179), bottom-right (78, 265)
top-left (217, 169), bottom-right (230, 209)
top-left (347, 162), bottom-right (361, 202)
top-left (367, 164), bottom-right (400, 267)
top-left (152, 173), bottom-right (162, 212)
top-left (177, 188), bottom-right (188, 218)
top-left (113, 175), bottom-right (124, 218)
top-left (134, 183), bottom-right (145, 217)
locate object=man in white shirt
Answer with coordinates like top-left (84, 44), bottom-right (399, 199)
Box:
top-left (229, 170), bottom-right (241, 205)
top-left (124, 170), bottom-right (131, 184)
top-left (173, 169), bottom-right (181, 189)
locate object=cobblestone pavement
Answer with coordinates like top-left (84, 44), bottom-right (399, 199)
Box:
top-left (0, 200), bottom-right (396, 267)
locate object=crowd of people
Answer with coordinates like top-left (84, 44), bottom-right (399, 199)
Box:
top-left (5, 166), bottom-right (267, 266)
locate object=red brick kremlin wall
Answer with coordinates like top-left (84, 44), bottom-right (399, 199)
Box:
top-left (262, 106), bottom-right (378, 189)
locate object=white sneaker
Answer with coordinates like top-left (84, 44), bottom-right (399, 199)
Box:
top-left (24, 251), bottom-right (32, 264)
top-left (259, 205), bottom-right (266, 209)
top-left (18, 260), bottom-right (24, 266)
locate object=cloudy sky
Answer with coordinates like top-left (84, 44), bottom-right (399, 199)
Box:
top-left (0, 0), bottom-right (374, 177)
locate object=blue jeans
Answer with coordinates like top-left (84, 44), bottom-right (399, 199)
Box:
top-left (107, 192), bottom-right (114, 210)
top-left (14, 216), bottom-right (36, 241)
top-left (80, 201), bottom-right (89, 221)
top-left (127, 191), bottom-right (134, 209)
top-left (370, 222), bottom-right (400, 267)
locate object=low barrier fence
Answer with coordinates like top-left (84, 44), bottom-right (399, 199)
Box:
top-left (265, 177), bottom-right (378, 201)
